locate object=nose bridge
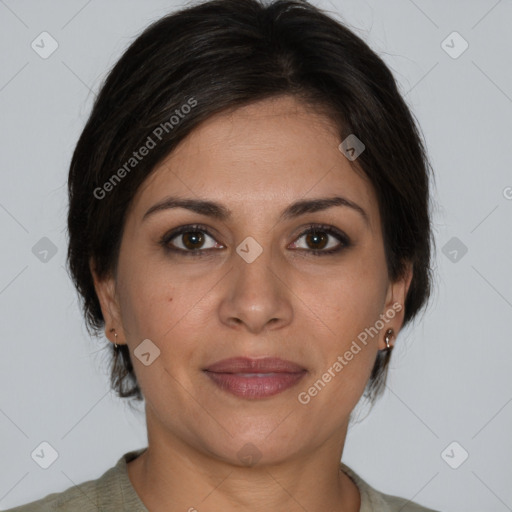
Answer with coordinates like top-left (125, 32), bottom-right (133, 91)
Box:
top-left (231, 210), bottom-right (276, 274)
top-left (234, 233), bottom-right (278, 304)
top-left (218, 232), bottom-right (292, 333)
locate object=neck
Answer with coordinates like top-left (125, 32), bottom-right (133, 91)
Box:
top-left (127, 409), bottom-right (360, 512)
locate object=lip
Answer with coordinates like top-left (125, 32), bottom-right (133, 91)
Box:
top-left (205, 357), bottom-right (306, 373)
top-left (203, 357), bottom-right (307, 399)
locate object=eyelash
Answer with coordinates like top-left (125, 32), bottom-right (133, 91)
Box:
top-left (158, 223), bottom-right (351, 257)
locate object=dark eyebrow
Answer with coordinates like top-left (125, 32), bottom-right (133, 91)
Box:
top-left (142, 195), bottom-right (370, 227)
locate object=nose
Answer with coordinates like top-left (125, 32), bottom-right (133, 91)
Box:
top-left (218, 245), bottom-right (293, 334)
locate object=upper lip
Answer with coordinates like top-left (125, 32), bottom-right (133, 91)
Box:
top-left (204, 357), bottom-right (306, 373)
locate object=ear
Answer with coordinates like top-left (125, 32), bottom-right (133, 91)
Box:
top-left (89, 257), bottom-right (127, 346)
top-left (378, 261), bottom-right (414, 350)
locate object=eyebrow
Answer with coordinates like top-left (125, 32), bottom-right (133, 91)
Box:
top-left (142, 195), bottom-right (370, 227)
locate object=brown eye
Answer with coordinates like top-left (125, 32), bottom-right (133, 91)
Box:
top-left (290, 224), bottom-right (351, 255)
top-left (304, 231), bottom-right (329, 250)
top-left (181, 231), bottom-right (206, 250)
top-left (159, 224), bottom-right (223, 255)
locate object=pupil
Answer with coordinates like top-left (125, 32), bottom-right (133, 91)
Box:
top-left (306, 231), bottom-right (327, 249)
top-left (184, 231), bottom-right (203, 249)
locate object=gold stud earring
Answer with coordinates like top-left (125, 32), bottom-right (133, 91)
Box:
top-left (384, 328), bottom-right (394, 352)
top-left (109, 327), bottom-right (119, 350)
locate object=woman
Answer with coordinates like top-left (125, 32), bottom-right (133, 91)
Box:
top-left (7, 0), bottom-right (439, 510)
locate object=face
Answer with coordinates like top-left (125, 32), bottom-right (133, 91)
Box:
top-left (93, 95), bottom-right (411, 466)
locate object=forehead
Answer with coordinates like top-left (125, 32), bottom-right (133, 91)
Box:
top-left (130, 95), bottom-right (379, 230)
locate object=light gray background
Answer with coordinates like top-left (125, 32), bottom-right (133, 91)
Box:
top-left (1, 1), bottom-right (511, 510)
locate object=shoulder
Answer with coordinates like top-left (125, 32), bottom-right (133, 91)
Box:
top-left (3, 448), bottom-right (147, 512)
top-left (4, 479), bottom-right (102, 511)
top-left (375, 491), bottom-right (441, 511)
top-left (340, 462), bottom-right (441, 512)
top-left (3, 467), bottom-right (118, 512)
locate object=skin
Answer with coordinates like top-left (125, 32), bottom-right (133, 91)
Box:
top-left (91, 94), bottom-right (412, 512)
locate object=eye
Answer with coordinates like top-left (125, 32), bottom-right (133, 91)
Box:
top-left (289, 224), bottom-right (351, 255)
top-left (159, 224), bottom-right (223, 256)
top-left (159, 223), bottom-right (351, 257)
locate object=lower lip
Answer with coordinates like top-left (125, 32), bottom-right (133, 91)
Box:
top-left (204, 371), bottom-right (307, 399)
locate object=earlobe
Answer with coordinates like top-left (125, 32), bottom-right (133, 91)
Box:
top-left (89, 257), bottom-right (122, 338)
top-left (380, 261), bottom-right (413, 350)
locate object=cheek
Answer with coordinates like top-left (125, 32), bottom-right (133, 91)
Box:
top-left (116, 255), bottom-right (210, 367)
top-left (346, 237), bottom-right (389, 315)
top-left (115, 249), bottom-right (178, 349)
top-left (298, 248), bottom-right (388, 339)
top-left (296, 247), bottom-right (388, 391)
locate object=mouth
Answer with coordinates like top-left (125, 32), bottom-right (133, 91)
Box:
top-left (203, 357), bottom-right (307, 399)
